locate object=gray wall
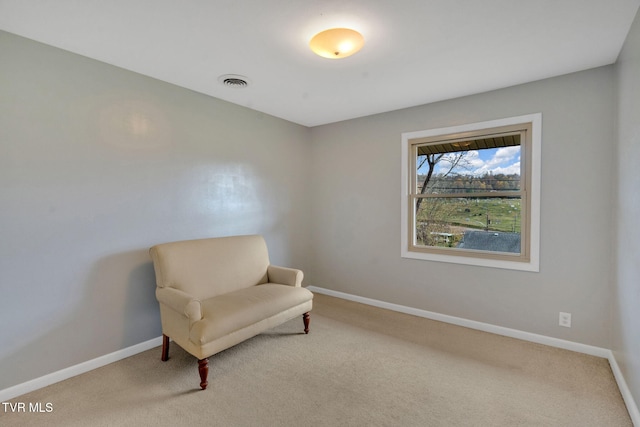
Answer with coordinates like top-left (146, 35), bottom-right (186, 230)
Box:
top-left (614, 8), bottom-right (640, 410)
top-left (3, 16), bottom-right (638, 411)
top-left (0, 31), bottom-right (311, 390)
top-left (308, 66), bottom-right (616, 348)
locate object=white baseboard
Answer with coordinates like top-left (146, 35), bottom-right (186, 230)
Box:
top-left (308, 286), bottom-right (609, 356)
top-left (308, 286), bottom-right (639, 426)
top-left (0, 336), bottom-right (163, 402)
top-left (608, 350), bottom-right (640, 426)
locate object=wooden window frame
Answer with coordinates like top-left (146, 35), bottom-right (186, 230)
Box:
top-left (401, 114), bottom-right (541, 272)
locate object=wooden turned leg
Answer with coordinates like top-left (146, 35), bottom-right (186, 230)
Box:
top-left (303, 312), bottom-right (310, 334)
top-left (198, 358), bottom-right (209, 390)
top-left (161, 334), bottom-right (170, 361)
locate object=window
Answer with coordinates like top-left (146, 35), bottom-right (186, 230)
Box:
top-left (401, 114), bottom-right (541, 271)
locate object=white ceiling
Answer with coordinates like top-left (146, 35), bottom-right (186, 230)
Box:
top-left (1, 0), bottom-right (639, 127)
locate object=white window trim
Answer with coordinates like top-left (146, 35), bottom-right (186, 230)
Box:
top-left (401, 113), bottom-right (541, 272)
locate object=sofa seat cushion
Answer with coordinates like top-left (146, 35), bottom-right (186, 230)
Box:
top-left (190, 284), bottom-right (313, 345)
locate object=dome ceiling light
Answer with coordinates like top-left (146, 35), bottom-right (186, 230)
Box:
top-left (309, 28), bottom-right (365, 59)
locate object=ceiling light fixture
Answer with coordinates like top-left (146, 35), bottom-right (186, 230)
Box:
top-left (309, 28), bottom-right (364, 59)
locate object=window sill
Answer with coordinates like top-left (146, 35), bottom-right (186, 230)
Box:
top-left (400, 247), bottom-right (539, 272)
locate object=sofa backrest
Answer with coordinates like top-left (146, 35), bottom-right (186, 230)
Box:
top-left (149, 235), bottom-right (270, 300)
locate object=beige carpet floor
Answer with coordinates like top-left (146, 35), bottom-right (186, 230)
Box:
top-left (0, 293), bottom-right (632, 426)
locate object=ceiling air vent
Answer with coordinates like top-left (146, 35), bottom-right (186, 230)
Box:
top-left (218, 74), bottom-right (250, 88)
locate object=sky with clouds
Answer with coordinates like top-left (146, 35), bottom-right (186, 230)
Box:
top-left (431, 146), bottom-right (521, 177)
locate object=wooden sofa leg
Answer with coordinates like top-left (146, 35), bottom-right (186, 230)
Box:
top-left (303, 312), bottom-right (310, 334)
top-left (161, 334), bottom-right (170, 361)
top-left (198, 358), bottom-right (209, 390)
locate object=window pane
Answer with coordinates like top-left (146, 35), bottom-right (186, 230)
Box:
top-left (415, 196), bottom-right (521, 253)
top-left (416, 146), bottom-right (521, 195)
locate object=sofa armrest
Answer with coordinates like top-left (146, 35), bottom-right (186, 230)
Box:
top-left (156, 287), bottom-right (202, 322)
top-left (267, 265), bottom-right (304, 287)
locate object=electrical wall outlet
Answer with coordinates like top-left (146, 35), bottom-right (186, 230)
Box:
top-left (559, 312), bottom-right (572, 328)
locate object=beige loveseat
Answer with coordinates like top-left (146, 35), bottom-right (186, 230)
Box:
top-left (149, 234), bottom-right (313, 389)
